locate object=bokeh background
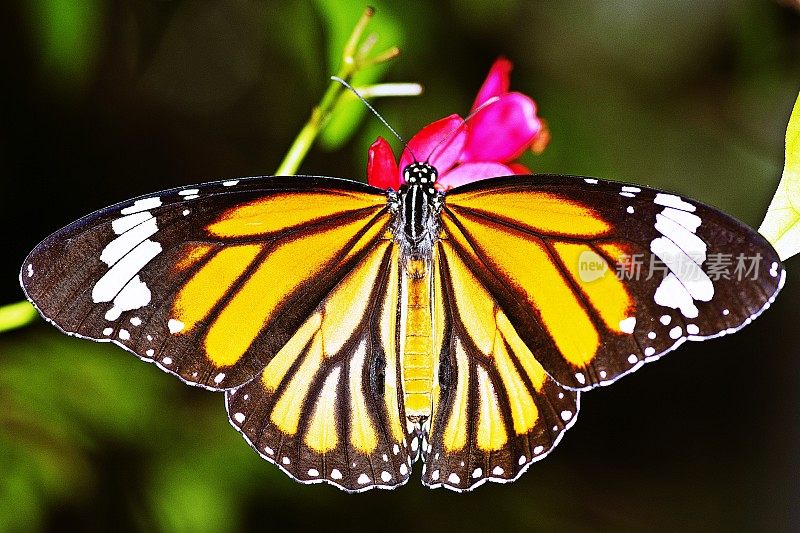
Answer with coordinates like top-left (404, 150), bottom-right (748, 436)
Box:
top-left (1, 1), bottom-right (799, 531)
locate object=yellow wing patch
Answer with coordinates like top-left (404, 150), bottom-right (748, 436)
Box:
top-left (207, 190), bottom-right (384, 237)
top-left (305, 366), bottom-right (341, 453)
top-left (553, 242), bottom-right (633, 333)
top-left (447, 190), bottom-right (610, 237)
top-left (172, 244), bottom-right (262, 332)
top-left (443, 213), bottom-right (599, 368)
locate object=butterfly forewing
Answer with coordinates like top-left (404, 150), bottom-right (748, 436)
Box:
top-left (21, 176), bottom-right (390, 391)
top-left (443, 175), bottom-right (785, 390)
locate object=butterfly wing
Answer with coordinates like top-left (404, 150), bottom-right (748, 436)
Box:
top-left (442, 174), bottom-right (785, 391)
top-left (225, 242), bottom-right (413, 491)
top-left (21, 176), bottom-right (392, 391)
top-left (419, 242), bottom-right (579, 491)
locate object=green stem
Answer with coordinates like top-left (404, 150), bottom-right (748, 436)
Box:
top-left (0, 301), bottom-right (38, 333)
top-left (275, 6), bottom-right (374, 176)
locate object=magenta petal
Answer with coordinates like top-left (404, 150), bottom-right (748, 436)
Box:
top-left (437, 162), bottom-right (514, 190)
top-left (471, 57), bottom-right (512, 111)
top-left (399, 114), bottom-right (467, 175)
top-left (367, 137), bottom-right (401, 190)
top-left (462, 92), bottom-right (542, 163)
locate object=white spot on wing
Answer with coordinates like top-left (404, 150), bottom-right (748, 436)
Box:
top-left (27, 264), bottom-right (33, 277)
top-left (112, 211), bottom-right (153, 234)
top-left (234, 412), bottom-right (245, 423)
top-left (357, 473), bottom-right (370, 485)
top-left (130, 316), bottom-right (142, 326)
top-left (622, 186), bottom-right (641, 193)
top-left (584, 178), bottom-right (598, 184)
top-left (654, 193), bottom-right (696, 212)
top-left (162, 356), bottom-right (172, 364)
top-left (626, 206), bottom-right (635, 214)
top-left (660, 315), bottom-right (671, 325)
top-left (619, 316), bottom-right (636, 333)
top-left (331, 469), bottom-right (342, 480)
top-left (308, 468), bottom-right (319, 477)
top-left (686, 324), bottom-right (700, 335)
top-left (118, 329), bottom-right (130, 340)
top-left (223, 180), bottom-right (239, 186)
top-left (179, 189), bottom-right (199, 196)
top-left (644, 347), bottom-right (655, 356)
top-left (381, 471), bottom-right (391, 482)
top-left (628, 354), bottom-right (638, 364)
top-left (575, 372), bottom-right (586, 385)
top-left (214, 372), bottom-right (225, 384)
top-left (560, 410), bottom-right (573, 421)
top-left (121, 197), bottom-right (162, 215)
top-left (93, 241), bottom-right (161, 303)
top-left (399, 463), bottom-right (408, 476)
top-left (168, 319), bottom-right (185, 333)
top-left (669, 326), bottom-right (682, 339)
top-left (492, 466), bottom-right (504, 476)
top-left (661, 207), bottom-right (701, 232)
top-left (534, 445), bottom-right (544, 454)
top-left (103, 327), bottom-right (113, 336)
top-left (448, 473), bottom-right (460, 484)
top-left (654, 273), bottom-right (699, 319)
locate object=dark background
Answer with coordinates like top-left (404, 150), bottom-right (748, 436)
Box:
top-left (1, 1), bottom-right (799, 531)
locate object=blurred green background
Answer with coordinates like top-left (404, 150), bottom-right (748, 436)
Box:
top-left (1, 1), bottom-right (799, 531)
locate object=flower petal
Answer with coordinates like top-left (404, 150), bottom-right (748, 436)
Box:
top-left (508, 162), bottom-right (532, 174)
top-left (367, 137), bottom-right (400, 190)
top-left (472, 56), bottom-right (512, 110)
top-left (437, 162), bottom-right (514, 190)
top-left (461, 92), bottom-right (542, 163)
top-left (399, 114), bottom-right (467, 176)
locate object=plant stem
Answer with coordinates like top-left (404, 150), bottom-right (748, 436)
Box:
top-left (0, 301), bottom-right (38, 333)
top-left (275, 6), bottom-right (373, 176)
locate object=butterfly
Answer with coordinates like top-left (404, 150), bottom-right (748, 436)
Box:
top-left (20, 164), bottom-right (784, 492)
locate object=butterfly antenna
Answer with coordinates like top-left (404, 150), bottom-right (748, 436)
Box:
top-left (331, 76), bottom-right (418, 162)
top-left (424, 95), bottom-right (501, 163)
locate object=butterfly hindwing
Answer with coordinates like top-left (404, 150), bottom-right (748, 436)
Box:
top-left (420, 242), bottom-right (579, 491)
top-left (21, 176), bottom-right (390, 391)
top-left (443, 174), bottom-right (785, 390)
top-left (225, 242), bottom-right (413, 491)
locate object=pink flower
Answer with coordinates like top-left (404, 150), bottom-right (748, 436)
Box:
top-left (368, 57), bottom-right (547, 190)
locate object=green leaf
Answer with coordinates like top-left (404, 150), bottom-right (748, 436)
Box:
top-left (759, 91), bottom-right (800, 261)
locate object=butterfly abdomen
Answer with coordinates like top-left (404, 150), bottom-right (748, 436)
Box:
top-left (401, 257), bottom-right (434, 422)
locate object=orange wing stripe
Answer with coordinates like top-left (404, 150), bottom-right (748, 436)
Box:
top-left (553, 242), bottom-right (633, 334)
top-left (203, 215), bottom-right (382, 367)
top-left (444, 212), bottom-right (599, 368)
top-left (207, 191), bottom-right (384, 237)
top-left (173, 244), bottom-right (263, 332)
top-left (447, 190), bottom-right (610, 237)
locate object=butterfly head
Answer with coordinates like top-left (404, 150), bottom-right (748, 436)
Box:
top-left (403, 162), bottom-right (438, 186)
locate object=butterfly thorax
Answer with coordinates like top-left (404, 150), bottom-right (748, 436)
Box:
top-left (389, 162), bottom-right (443, 265)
